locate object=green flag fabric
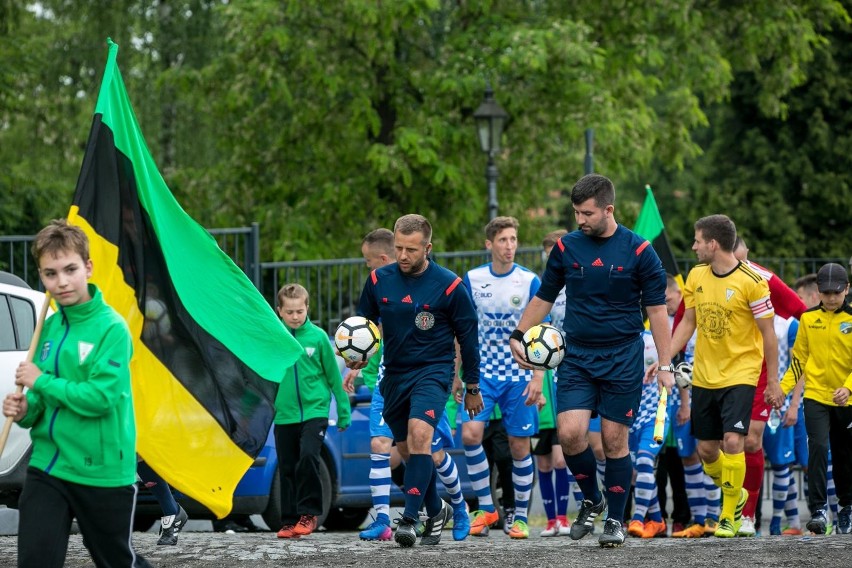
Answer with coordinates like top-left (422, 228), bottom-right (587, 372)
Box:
top-left (68, 39), bottom-right (302, 518)
top-left (634, 185), bottom-right (682, 282)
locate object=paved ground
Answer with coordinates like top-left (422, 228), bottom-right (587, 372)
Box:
top-left (0, 526), bottom-right (848, 567)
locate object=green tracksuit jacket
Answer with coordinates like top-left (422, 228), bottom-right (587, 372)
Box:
top-left (19, 284), bottom-right (136, 487)
top-left (274, 319), bottom-right (351, 428)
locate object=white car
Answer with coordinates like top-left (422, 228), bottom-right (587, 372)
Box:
top-left (0, 271), bottom-right (49, 507)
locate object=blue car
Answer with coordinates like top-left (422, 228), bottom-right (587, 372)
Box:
top-left (136, 359), bottom-right (476, 531)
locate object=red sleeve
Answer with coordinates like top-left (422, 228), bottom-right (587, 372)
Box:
top-left (768, 275), bottom-right (807, 320)
top-left (672, 298), bottom-right (686, 355)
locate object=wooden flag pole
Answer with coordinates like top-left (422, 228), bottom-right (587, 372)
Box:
top-left (0, 293), bottom-right (50, 458)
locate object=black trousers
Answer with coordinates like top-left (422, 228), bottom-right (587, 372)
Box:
top-left (275, 418), bottom-right (329, 525)
top-left (804, 399), bottom-right (852, 514)
top-left (17, 467), bottom-right (150, 568)
top-left (655, 445), bottom-right (690, 525)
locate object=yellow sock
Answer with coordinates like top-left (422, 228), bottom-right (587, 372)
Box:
top-left (702, 454), bottom-right (723, 487)
top-left (719, 452), bottom-right (746, 521)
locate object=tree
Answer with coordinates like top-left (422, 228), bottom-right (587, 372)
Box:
top-left (1, 1), bottom-right (848, 264)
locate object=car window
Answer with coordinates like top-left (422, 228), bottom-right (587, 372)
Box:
top-left (0, 295), bottom-right (16, 351)
top-left (11, 295), bottom-right (36, 349)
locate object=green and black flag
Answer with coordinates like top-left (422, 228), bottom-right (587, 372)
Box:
top-left (634, 185), bottom-right (683, 289)
top-left (68, 39), bottom-right (302, 517)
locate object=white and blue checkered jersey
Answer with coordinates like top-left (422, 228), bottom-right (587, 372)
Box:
top-left (549, 286), bottom-right (566, 332)
top-left (630, 330), bottom-right (660, 434)
top-left (774, 315), bottom-right (799, 413)
top-left (465, 263), bottom-right (541, 381)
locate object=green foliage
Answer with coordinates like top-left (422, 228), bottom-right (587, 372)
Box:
top-left (0, 0), bottom-right (848, 265)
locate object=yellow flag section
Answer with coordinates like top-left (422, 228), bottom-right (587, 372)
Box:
top-left (68, 40), bottom-right (302, 518)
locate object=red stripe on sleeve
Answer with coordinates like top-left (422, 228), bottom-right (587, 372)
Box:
top-left (635, 240), bottom-right (651, 256)
top-left (445, 277), bottom-right (462, 296)
top-left (556, 239), bottom-right (565, 252)
top-left (370, 269), bottom-right (378, 285)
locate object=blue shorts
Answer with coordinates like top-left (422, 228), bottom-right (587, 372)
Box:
top-left (379, 367), bottom-right (453, 444)
top-left (556, 336), bottom-right (644, 427)
top-left (588, 416), bottom-right (601, 434)
top-left (369, 386), bottom-right (394, 439)
top-left (629, 416), bottom-right (668, 464)
top-left (763, 421), bottom-right (796, 466)
top-left (461, 378), bottom-right (539, 437)
top-left (668, 404), bottom-right (697, 458)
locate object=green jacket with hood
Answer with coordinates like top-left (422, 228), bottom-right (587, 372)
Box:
top-left (20, 284), bottom-right (136, 487)
top-left (274, 319), bottom-right (351, 428)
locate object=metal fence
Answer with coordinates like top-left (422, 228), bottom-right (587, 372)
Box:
top-left (260, 247), bottom-right (549, 334)
top-left (1, 225), bottom-right (260, 291)
top-left (2, 226), bottom-right (843, 335)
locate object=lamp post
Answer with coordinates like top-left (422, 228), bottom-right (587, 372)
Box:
top-left (473, 84), bottom-right (508, 220)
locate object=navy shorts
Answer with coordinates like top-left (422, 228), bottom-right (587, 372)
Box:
top-left (555, 336), bottom-right (644, 427)
top-left (379, 367), bottom-right (452, 444)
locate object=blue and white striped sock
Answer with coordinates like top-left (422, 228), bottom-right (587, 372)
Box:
top-left (369, 452), bottom-right (392, 522)
top-left (771, 464), bottom-right (791, 520)
top-left (464, 444), bottom-right (495, 512)
top-left (704, 473), bottom-right (721, 521)
top-left (436, 452), bottom-right (464, 510)
top-left (827, 457), bottom-right (839, 519)
top-left (785, 473), bottom-right (801, 529)
top-left (596, 459), bottom-right (607, 490)
top-left (512, 454), bottom-right (534, 524)
top-left (684, 461), bottom-right (707, 525)
top-left (566, 469), bottom-right (585, 509)
top-left (633, 453), bottom-right (656, 522)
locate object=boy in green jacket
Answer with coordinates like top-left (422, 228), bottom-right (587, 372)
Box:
top-left (2, 219), bottom-right (149, 567)
top-left (274, 283), bottom-right (351, 539)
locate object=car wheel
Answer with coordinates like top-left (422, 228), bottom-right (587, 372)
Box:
top-left (316, 459), bottom-right (333, 528)
top-left (261, 467), bottom-right (282, 532)
top-left (322, 507), bottom-right (369, 531)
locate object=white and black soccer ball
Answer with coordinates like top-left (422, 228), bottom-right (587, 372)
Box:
top-left (674, 361), bottom-right (693, 390)
top-left (334, 316), bottom-right (381, 363)
top-left (521, 324), bottom-right (566, 370)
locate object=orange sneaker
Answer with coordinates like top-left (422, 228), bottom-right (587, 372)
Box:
top-left (782, 526), bottom-right (803, 536)
top-left (292, 515), bottom-right (317, 536)
top-left (277, 524), bottom-right (300, 539)
top-left (627, 519), bottom-right (645, 537)
top-left (469, 509), bottom-right (500, 536)
top-left (641, 519), bottom-right (667, 538)
top-left (672, 522), bottom-right (706, 538)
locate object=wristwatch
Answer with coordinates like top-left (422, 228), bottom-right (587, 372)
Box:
top-left (465, 386), bottom-right (481, 396)
top-left (658, 364), bottom-right (675, 373)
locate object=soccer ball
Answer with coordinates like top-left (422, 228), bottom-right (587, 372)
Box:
top-left (674, 361), bottom-right (693, 390)
top-left (521, 324), bottom-right (565, 370)
top-left (334, 316), bottom-right (380, 362)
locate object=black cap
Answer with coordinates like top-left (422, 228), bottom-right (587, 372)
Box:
top-left (816, 263), bottom-right (849, 294)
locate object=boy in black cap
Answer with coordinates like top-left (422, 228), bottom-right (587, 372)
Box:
top-left (780, 262), bottom-right (852, 535)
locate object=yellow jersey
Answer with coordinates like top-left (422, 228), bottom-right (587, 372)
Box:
top-left (684, 262), bottom-right (774, 389)
top-left (781, 304), bottom-right (852, 406)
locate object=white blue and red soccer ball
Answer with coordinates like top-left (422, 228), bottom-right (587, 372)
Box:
top-left (521, 324), bottom-right (565, 370)
top-left (334, 316), bottom-right (381, 362)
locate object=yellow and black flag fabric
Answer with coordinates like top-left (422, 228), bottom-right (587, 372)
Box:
top-left (68, 39), bottom-right (302, 517)
top-left (634, 185), bottom-right (684, 289)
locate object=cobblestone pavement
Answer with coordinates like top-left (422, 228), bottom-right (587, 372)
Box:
top-left (0, 528), bottom-right (848, 567)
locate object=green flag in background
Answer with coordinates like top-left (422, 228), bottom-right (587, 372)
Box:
top-left (68, 39), bottom-right (302, 518)
top-left (634, 185), bottom-right (683, 288)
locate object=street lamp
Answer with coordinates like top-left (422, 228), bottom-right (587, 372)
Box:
top-left (473, 84), bottom-right (508, 220)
